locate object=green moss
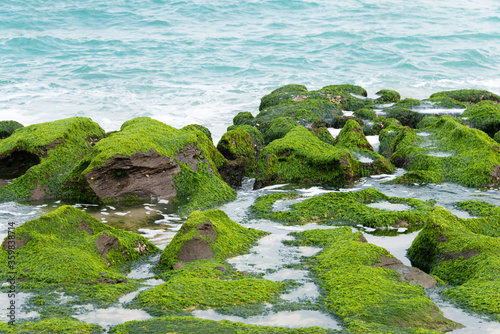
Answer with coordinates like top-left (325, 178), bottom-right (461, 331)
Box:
top-left (289, 227), bottom-right (460, 332)
top-left (109, 316), bottom-right (336, 334)
top-left (0, 205), bottom-right (159, 283)
top-left (375, 90), bottom-right (401, 103)
top-left (226, 124), bottom-right (264, 149)
top-left (393, 98), bottom-right (421, 109)
top-left (249, 188), bottom-right (434, 228)
top-left (159, 209), bottom-right (267, 270)
top-left (0, 120), bottom-right (23, 139)
top-left (313, 126), bottom-right (336, 145)
top-left (182, 124), bottom-right (213, 142)
top-left (454, 200), bottom-right (500, 217)
top-left (253, 126), bottom-right (359, 189)
top-left (384, 107), bottom-right (424, 129)
top-left (362, 117), bottom-right (401, 136)
top-left (353, 108), bottom-right (377, 121)
top-left (262, 117), bottom-right (298, 144)
top-left (430, 89), bottom-right (500, 104)
top-left (233, 111), bottom-right (254, 126)
top-left (217, 129), bottom-right (258, 177)
top-left (382, 116), bottom-right (500, 187)
top-left (462, 100), bottom-right (500, 137)
top-left (259, 84), bottom-right (309, 111)
top-left (1, 317), bottom-right (103, 334)
top-left (408, 208), bottom-right (500, 320)
top-left (426, 96), bottom-right (468, 109)
top-left (0, 117), bottom-right (105, 202)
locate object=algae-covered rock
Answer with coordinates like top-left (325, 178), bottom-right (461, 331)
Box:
top-left (384, 116), bottom-right (500, 187)
top-left (0, 205), bottom-right (159, 283)
top-left (233, 111), bottom-right (254, 126)
top-left (289, 227), bottom-right (461, 332)
top-left (0, 317), bottom-right (103, 333)
top-left (80, 117), bottom-right (235, 212)
top-left (110, 316), bottom-right (334, 334)
top-left (262, 116), bottom-right (298, 144)
top-left (353, 108), bottom-right (377, 121)
top-left (158, 209), bottom-right (266, 270)
top-left (335, 120), bottom-right (395, 176)
top-left (430, 89), bottom-right (500, 104)
top-left (375, 89), bottom-right (401, 103)
top-left (0, 117), bottom-right (105, 201)
top-left (259, 84), bottom-right (309, 111)
top-left (181, 124), bottom-right (213, 142)
top-left (0, 120), bottom-right (23, 139)
top-left (462, 100), bottom-right (500, 137)
top-left (383, 99), bottom-right (424, 129)
top-left (253, 126), bottom-right (359, 189)
top-left (249, 188), bottom-right (435, 228)
top-left (362, 116), bottom-right (401, 136)
top-left (408, 207), bottom-right (500, 320)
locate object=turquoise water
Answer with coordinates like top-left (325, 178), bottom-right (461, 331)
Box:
top-left (1, 0), bottom-right (499, 139)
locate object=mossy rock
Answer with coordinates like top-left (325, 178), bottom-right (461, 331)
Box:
top-left (249, 188), bottom-right (435, 228)
top-left (259, 84), bottom-right (308, 111)
top-left (455, 200), bottom-right (500, 217)
top-left (384, 107), bottom-right (425, 129)
top-left (158, 209), bottom-right (267, 270)
top-left (384, 116), bottom-right (500, 187)
top-left (217, 128), bottom-right (259, 177)
top-left (362, 117), bottom-right (401, 136)
top-left (181, 124), bottom-right (213, 143)
top-left (233, 111), bottom-right (254, 126)
top-left (426, 96), bottom-right (469, 109)
top-left (225, 124), bottom-right (264, 149)
top-left (407, 207), bottom-right (500, 320)
top-left (253, 126), bottom-right (359, 189)
top-left (80, 117), bottom-right (235, 213)
top-left (375, 89), bottom-right (401, 103)
top-left (331, 115), bottom-right (365, 128)
top-left (353, 108), bottom-right (377, 121)
top-left (335, 120), bottom-right (395, 176)
top-left (109, 316), bottom-right (334, 334)
top-left (262, 116), bottom-right (298, 144)
top-left (430, 89), bottom-right (500, 104)
top-left (0, 120), bottom-right (23, 139)
top-left (289, 227), bottom-right (461, 332)
top-left (0, 317), bottom-right (103, 333)
top-left (312, 126), bottom-right (336, 145)
top-left (462, 100), bottom-right (500, 137)
top-left (0, 205), bottom-right (159, 284)
top-left (0, 117), bottom-right (105, 202)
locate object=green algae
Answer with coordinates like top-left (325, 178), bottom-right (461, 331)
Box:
top-left (262, 117), bottom-right (298, 144)
top-left (226, 124), bottom-right (264, 149)
top-left (288, 227), bottom-right (460, 332)
top-left (158, 209), bottom-right (267, 270)
top-left (233, 111), bottom-right (255, 126)
top-left (426, 96), bottom-right (468, 109)
top-left (217, 128), bottom-right (259, 176)
top-left (353, 108), bottom-right (377, 121)
top-left (249, 188), bottom-right (434, 228)
top-left (461, 100), bottom-right (500, 137)
top-left (429, 89), bottom-right (500, 104)
top-left (454, 200), bottom-right (500, 217)
top-left (0, 205), bottom-right (159, 283)
top-left (259, 84), bottom-right (309, 111)
top-left (0, 117), bottom-right (105, 202)
top-left (375, 90), bottom-right (401, 103)
top-left (0, 317), bottom-right (103, 334)
top-left (362, 117), bottom-right (401, 136)
top-left (253, 126), bottom-right (359, 189)
top-left (382, 116), bottom-right (500, 187)
top-left (181, 124), bottom-right (213, 143)
top-left (407, 207), bottom-right (500, 320)
top-left (109, 316), bottom-right (337, 334)
top-left (0, 120), bottom-right (23, 139)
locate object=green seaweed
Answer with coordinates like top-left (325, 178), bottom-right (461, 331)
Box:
top-left (249, 188), bottom-right (434, 228)
top-left (217, 128), bottom-right (259, 176)
top-left (253, 126), bottom-right (359, 189)
top-left (461, 100), bottom-right (500, 137)
top-left (0, 117), bottom-right (105, 201)
top-left (109, 316), bottom-right (337, 334)
top-left (0, 120), bottom-right (23, 139)
top-left (353, 108), bottom-right (377, 121)
top-left (375, 90), bottom-right (401, 103)
top-left (289, 227), bottom-right (460, 332)
top-left (0, 317), bottom-right (103, 334)
top-left (182, 124), bottom-right (213, 143)
top-left (259, 84), bottom-right (309, 111)
top-left (429, 89), bottom-right (500, 104)
top-left (407, 208), bottom-right (500, 320)
top-left (454, 200), bottom-right (500, 217)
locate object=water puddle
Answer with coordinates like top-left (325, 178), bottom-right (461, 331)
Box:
top-left (366, 135), bottom-right (380, 153)
top-left (365, 201), bottom-right (412, 211)
top-left (192, 309), bottom-right (342, 330)
top-left (363, 231), bottom-right (420, 267)
top-left (74, 307), bottom-right (152, 329)
top-left (0, 292), bottom-right (39, 322)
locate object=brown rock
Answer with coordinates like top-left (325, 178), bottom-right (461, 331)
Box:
top-left (95, 232), bottom-right (120, 266)
top-left (374, 255), bottom-right (437, 289)
top-left (2, 238), bottom-right (28, 250)
top-left (177, 236), bottom-right (214, 263)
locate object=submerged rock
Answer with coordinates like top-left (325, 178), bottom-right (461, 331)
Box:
top-left (249, 188), bottom-right (435, 228)
top-left (290, 227), bottom-right (461, 332)
top-left (253, 126), bottom-right (358, 189)
top-left (0, 117), bottom-right (105, 202)
top-left (158, 209), bottom-right (267, 270)
top-left (0, 205), bottom-right (159, 284)
top-left (0, 120), bottom-right (23, 139)
top-left (408, 207), bottom-right (500, 320)
top-left (79, 117), bottom-right (236, 212)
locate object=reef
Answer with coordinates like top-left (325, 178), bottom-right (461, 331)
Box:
top-left (408, 207), bottom-right (500, 320)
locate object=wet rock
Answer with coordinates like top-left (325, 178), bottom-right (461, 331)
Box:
top-left (0, 205), bottom-right (159, 284)
top-left (375, 89), bottom-right (401, 103)
top-left (0, 117), bottom-right (105, 202)
top-left (408, 207), bottom-right (500, 319)
top-left (80, 117), bottom-right (235, 212)
top-left (253, 126), bottom-right (358, 189)
top-left (430, 89), bottom-right (500, 104)
top-left (373, 255), bottom-right (436, 288)
top-left (462, 100), bottom-right (500, 137)
top-left (158, 209), bottom-right (266, 270)
top-left (215, 266), bottom-right (227, 273)
top-left (0, 120), bottom-right (23, 139)
top-left (181, 124), bottom-right (213, 142)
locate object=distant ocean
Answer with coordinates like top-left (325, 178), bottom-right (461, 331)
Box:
top-left (1, 0), bottom-right (499, 140)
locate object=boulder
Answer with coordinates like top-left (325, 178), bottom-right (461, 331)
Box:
top-left (462, 100), bottom-right (500, 137)
top-left (0, 117), bottom-right (105, 201)
top-left (429, 89), bottom-right (500, 104)
top-left (0, 120), bottom-right (23, 139)
top-left (375, 89), bottom-right (401, 103)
